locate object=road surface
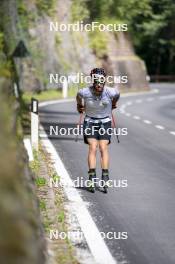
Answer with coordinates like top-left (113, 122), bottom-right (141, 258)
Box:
top-left (40, 83), bottom-right (175, 264)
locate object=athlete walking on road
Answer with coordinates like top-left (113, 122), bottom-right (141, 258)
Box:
top-left (76, 68), bottom-right (120, 192)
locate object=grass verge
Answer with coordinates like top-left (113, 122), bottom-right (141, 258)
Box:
top-left (30, 143), bottom-right (78, 264)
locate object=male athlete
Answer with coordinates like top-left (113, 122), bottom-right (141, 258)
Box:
top-left (76, 68), bottom-right (120, 192)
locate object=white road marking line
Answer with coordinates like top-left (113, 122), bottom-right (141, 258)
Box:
top-left (38, 90), bottom-right (160, 109)
top-left (40, 126), bottom-right (117, 264)
top-left (125, 113), bottom-right (131, 117)
top-left (121, 88), bottom-right (159, 97)
top-left (169, 131), bottom-right (175, 136)
top-left (135, 99), bottom-right (142, 103)
top-left (39, 98), bottom-right (74, 107)
top-left (126, 101), bottom-right (132, 106)
top-left (143, 120), bottom-right (152, 124)
top-left (146, 97), bottom-right (154, 102)
top-left (133, 116), bottom-right (140, 120)
top-left (159, 94), bottom-right (175, 100)
top-left (155, 125), bottom-right (165, 130)
top-left (39, 134), bottom-right (49, 138)
top-left (39, 125), bottom-right (45, 131)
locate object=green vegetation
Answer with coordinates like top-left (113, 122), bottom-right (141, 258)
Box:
top-left (17, 0), bottom-right (29, 30)
top-left (23, 89), bottom-right (62, 104)
top-left (36, 0), bottom-right (56, 16)
top-left (71, 0), bottom-right (89, 22)
top-left (52, 173), bottom-right (60, 182)
top-left (33, 145), bottom-right (78, 263)
top-left (0, 32), bottom-right (4, 51)
top-left (22, 84), bottom-right (81, 104)
top-left (0, 77), bottom-right (47, 264)
top-left (87, 0), bottom-right (175, 75)
top-left (55, 33), bottom-right (62, 46)
top-left (28, 42), bottom-right (47, 88)
top-left (43, 219), bottom-right (53, 232)
top-left (0, 60), bottom-right (12, 78)
top-left (39, 199), bottom-right (46, 211)
top-left (35, 177), bottom-right (46, 187)
top-left (30, 150), bottom-right (40, 173)
top-left (89, 29), bottom-right (108, 58)
top-left (54, 194), bottom-right (63, 207)
top-left (0, 32), bottom-right (12, 78)
top-left (19, 96), bottom-right (30, 136)
top-left (57, 211), bottom-right (65, 223)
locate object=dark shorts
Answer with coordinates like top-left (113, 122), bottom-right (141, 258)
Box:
top-left (83, 120), bottom-right (112, 144)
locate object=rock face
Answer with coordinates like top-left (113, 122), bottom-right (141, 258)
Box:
top-left (106, 32), bottom-right (149, 90)
top-left (0, 0), bottom-right (149, 92)
top-left (0, 78), bottom-right (46, 264)
top-left (56, 0), bottom-right (96, 75)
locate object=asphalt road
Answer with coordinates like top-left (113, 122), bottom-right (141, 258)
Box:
top-left (40, 83), bottom-right (175, 264)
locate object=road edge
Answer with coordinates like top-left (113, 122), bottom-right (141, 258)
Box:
top-left (40, 125), bottom-right (117, 264)
top-left (37, 87), bottom-right (159, 263)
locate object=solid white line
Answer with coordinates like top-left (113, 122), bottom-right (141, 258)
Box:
top-left (39, 98), bottom-right (74, 107)
top-left (39, 125), bottom-right (45, 130)
top-left (23, 138), bottom-right (34, 161)
top-left (121, 88), bottom-right (159, 97)
top-left (39, 134), bottom-right (49, 138)
top-left (38, 89), bottom-right (159, 109)
top-left (40, 127), bottom-right (117, 264)
top-left (133, 116), bottom-right (140, 120)
top-left (169, 131), bottom-right (175, 136)
top-left (143, 120), bottom-right (152, 124)
top-left (155, 125), bottom-right (165, 130)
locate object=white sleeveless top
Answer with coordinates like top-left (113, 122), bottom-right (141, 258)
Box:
top-left (77, 86), bottom-right (120, 118)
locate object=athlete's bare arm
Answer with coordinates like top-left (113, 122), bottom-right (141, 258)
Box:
top-left (112, 93), bottom-right (120, 109)
top-left (76, 94), bottom-right (85, 113)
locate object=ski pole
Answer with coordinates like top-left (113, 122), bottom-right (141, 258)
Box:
top-left (112, 112), bottom-right (120, 143)
top-left (75, 113), bottom-right (83, 142)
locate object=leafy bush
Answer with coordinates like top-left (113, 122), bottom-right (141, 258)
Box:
top-left (87, 0), bottom-right (175, 75)
top-left (36, 0), bottom-right (56, 16)
top-left (71, 0), bottom-right (89, 21)
top-left (89, 29), bottom-right (108, 58)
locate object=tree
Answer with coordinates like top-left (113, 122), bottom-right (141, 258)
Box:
top-left (86, 0), bottom-right (175, 76)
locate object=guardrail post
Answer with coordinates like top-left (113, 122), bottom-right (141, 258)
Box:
top-left (63, 78), bottom-right (68, 98)
top-left (31, 98), bottom-right (39, 151)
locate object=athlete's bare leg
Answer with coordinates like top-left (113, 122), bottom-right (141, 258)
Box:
top-left (87, 138), bottom-right (99, 169)
top-left (99, 140), bottom-right (109, 169)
